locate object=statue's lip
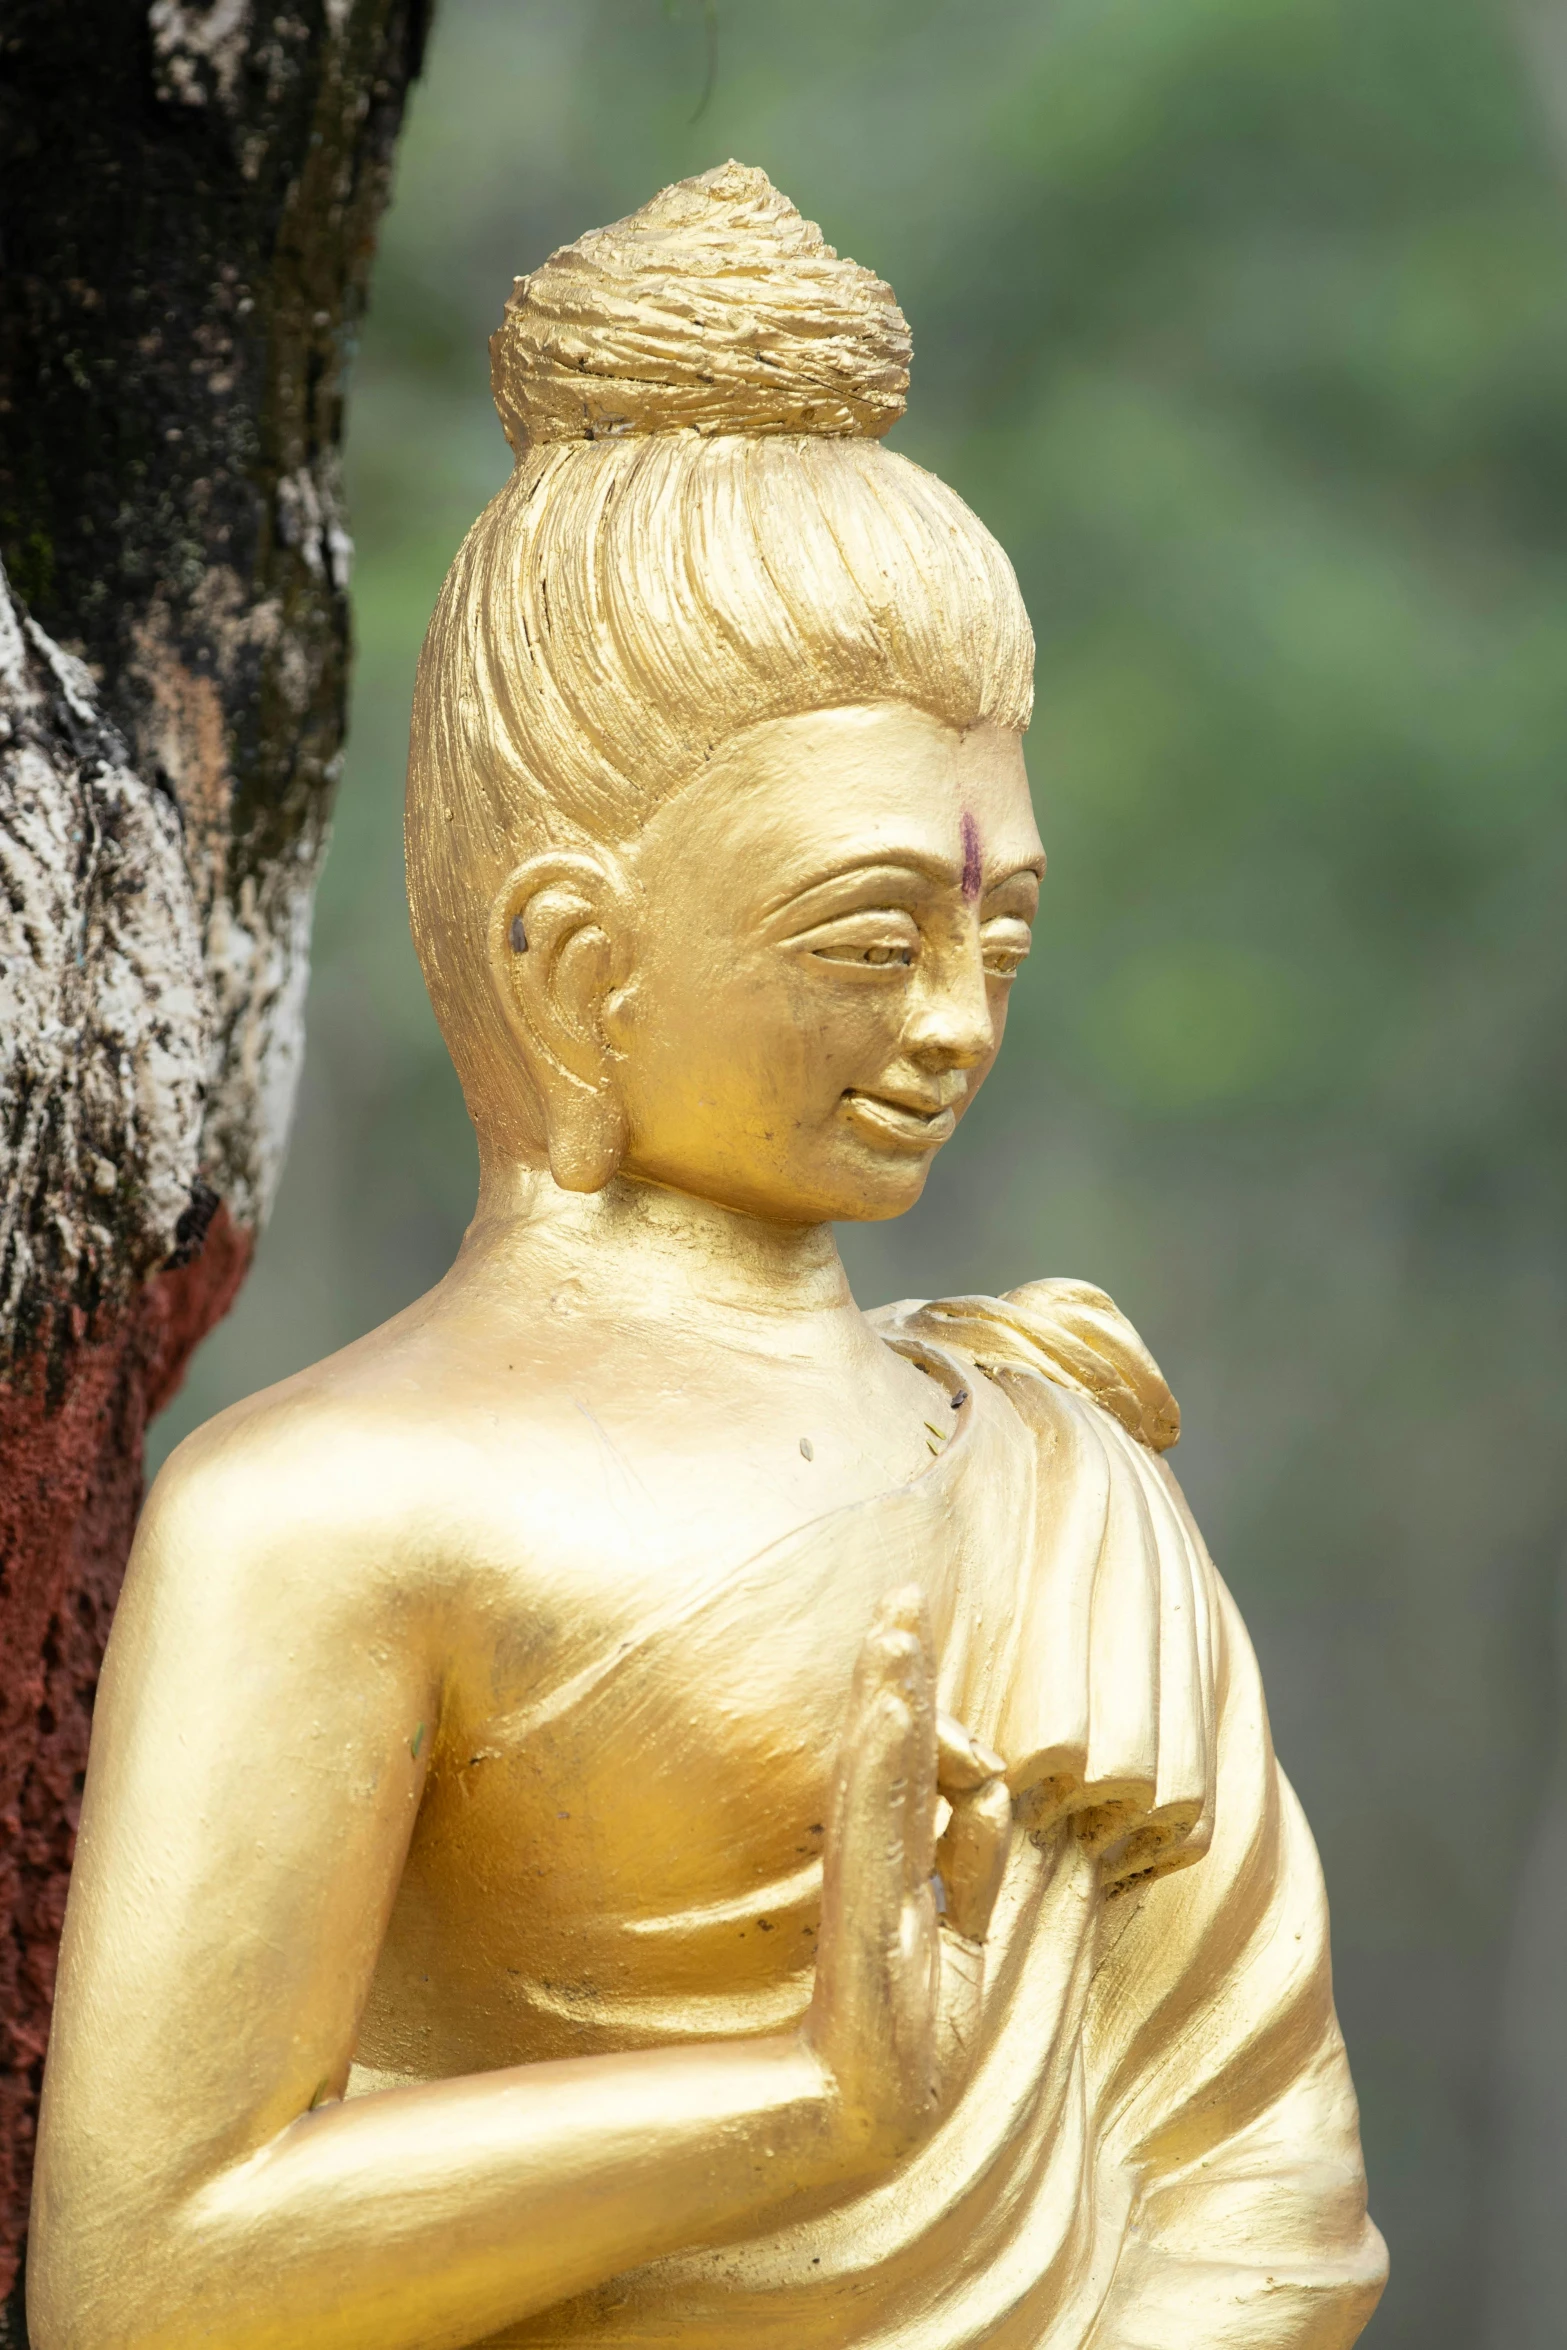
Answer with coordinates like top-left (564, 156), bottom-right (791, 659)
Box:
top-left (841, 1089), bottom-right (958, 1150)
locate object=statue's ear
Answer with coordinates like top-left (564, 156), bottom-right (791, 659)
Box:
top-left (487, 850), bottom-right (637, 1192)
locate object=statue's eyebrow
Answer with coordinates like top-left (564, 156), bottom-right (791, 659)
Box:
top-left (763, 853), bottom-right (1043, 925)
top-left (760, 854), bottom-right (959, 922)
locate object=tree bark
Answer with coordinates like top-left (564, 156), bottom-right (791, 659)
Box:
top-left (0, 1), bottom-right (431, 2325)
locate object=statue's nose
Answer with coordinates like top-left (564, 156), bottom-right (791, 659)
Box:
top-left (901, 957), bottom-right (994, 1073)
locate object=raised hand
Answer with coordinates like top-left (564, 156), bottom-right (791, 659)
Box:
top-left (803, 1587), bottom-right (1013, 2178)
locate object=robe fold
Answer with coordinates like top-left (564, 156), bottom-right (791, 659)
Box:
top-left (449, 1279), bottom-right (1384, 2349)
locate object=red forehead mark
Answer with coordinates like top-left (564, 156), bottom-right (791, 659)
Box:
top-left (960, 810), bottom-right (983, 903)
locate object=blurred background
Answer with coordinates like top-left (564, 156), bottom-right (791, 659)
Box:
top-left (148, 2), bottom-right (1567, 2341)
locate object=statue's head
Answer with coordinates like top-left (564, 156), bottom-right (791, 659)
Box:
top-left (407, 163), bottom-right (1039, 1224)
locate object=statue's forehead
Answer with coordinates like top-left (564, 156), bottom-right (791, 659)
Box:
top-left (648, 705), bottom-right (1037, 872)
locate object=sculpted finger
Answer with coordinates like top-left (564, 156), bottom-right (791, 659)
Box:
top-left (814, 1594), bottom-right (936, 2032)
top-left (936, 1774), bottom-right (1013, 1942)
top-left (835, 1625), bottom-right (919, 1914)
top-left (811, 1680), bottom-right (915, 2096)
top-left (869, 1587), bottom-right (937, 1896)
top-left (822, 1601), bottom-right (913, 1918)
top-left (842, 1675), bottom-right (919, 1952)
top-left (936, 1712), bottom-right (1007, 1794)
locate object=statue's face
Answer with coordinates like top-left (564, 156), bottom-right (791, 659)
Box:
top-left (608, 702), bottom-right (1043, 1224)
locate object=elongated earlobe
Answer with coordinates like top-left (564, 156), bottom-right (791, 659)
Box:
top-left (546, 1087), bottom-right (628, 1193)
top-left (488, 850), bottom-right (637, 1192)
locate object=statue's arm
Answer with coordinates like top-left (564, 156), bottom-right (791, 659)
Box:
top-left (1083, 1569), bottom-right (1388, 2349)
top-left (27, 1434), bottom-right (937, 2350)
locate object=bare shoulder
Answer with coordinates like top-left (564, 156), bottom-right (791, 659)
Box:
top-left (133, 1299), bottom-right (505, 1634)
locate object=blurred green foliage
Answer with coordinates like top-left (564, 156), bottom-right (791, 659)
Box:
top-left (153, 3), bottom-right (1567, 2340)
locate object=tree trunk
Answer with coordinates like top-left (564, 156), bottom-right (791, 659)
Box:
top-left (0, 2), bottom-right (431, 2326)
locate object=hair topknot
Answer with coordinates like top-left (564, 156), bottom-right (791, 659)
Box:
top-left (489, 161), bottom-right (911, 454)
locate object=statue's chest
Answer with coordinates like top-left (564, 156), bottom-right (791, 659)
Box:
top-left (362, 1363), bottom-right (1022, 2071)
top-left (426, 1487), bottom-right (954, 1951)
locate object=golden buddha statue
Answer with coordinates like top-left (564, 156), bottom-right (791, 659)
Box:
top-left (28, 165), bottom-right (1386, 2350)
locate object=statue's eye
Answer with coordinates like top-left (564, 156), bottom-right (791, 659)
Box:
top-left (981, 917), bottom-right (1033, 980)
top-left (794, 912), bottom-right (921, 968)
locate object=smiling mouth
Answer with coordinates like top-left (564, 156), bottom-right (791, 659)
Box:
top-left (841, 1090), bottom-right (959, 1151)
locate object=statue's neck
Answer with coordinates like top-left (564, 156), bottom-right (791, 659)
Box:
top-left (456, 1161), bottom-right (865, 1352)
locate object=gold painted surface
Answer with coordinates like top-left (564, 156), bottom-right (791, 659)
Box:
top-left (29, 166), bottom-right (1386, 2350)
top-left (491, 159), bottom-right (911, 451)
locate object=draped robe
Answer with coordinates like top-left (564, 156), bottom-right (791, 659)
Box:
top-left (380, 1279), bottom-right (1386, 2350)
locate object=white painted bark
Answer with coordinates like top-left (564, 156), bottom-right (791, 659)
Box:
top-left (0, 557), bottom-right (315, 1357)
